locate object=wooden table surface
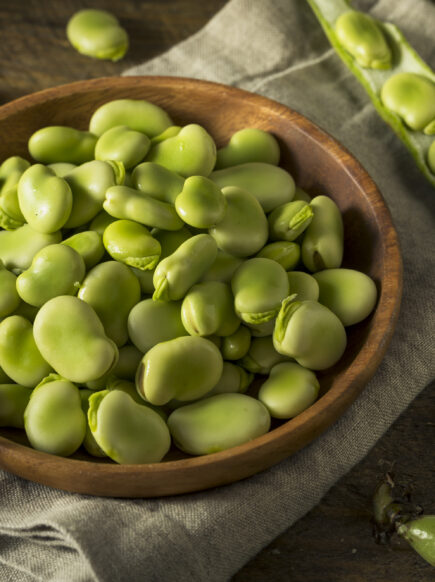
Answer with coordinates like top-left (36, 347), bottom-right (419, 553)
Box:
top-left (0, 1), bottom-right (433, 580)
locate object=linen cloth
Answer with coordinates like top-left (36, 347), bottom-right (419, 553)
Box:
top-left (1, 1), bottom-right (434, 580)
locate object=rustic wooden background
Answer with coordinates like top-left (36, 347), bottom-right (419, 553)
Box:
top-left (0, 1), bottom-right (433, 579)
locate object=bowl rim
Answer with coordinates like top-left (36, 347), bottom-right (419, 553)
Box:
top-left (0, 76), bottom-right (403, 496)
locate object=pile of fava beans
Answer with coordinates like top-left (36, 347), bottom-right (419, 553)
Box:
top-left (0, 99), bottom-right (378, 464)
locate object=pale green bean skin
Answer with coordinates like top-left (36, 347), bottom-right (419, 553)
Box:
top-left (48, 162), bottom-right (76, 177)
top-left (205, 362), bottom-right (253, 396)
top-left (397, 516), bottom-right (435, 567)
top-left (257, 241), bottom-right (300, 271)
top-left (88, 389), bottom-right (171, 464)
top-left (28, 126), bottom-right (97, 164)
top-left (0, 384), bottom-right (32, 428)
top-left (24, 377), bottom-right (86, 456)
top-left (95, 125), bottom-right (150, 169)
top-left (90, 99), bottom-right (172, 138)
top-left (215, 128), bottom-right (280, 169)
top-left (240, 335), bottom-right (290, 375)
top-left (287, 271), bottom-right (319, 302)
top-left (150, 125), bottom-right (182, 144)
top-left (0, 225), bottom-right (61, 272)
top-left (0, 156), bottom-right (30, 184)
top-left (78, 261), bottom-right (141, 346)
top-left (89, 210), bottom-right (115, 235)
top-left (67, 9), bottom-right (128, 62)
top-left (175, 176), bottom-right (226, 228)
top-left (221, 326), bottom-right (251, 361)
top-left (0, 316), bottom-right (52, 387)
top-left (268, 200), bottom-right (313, 242)
top-left (62, 230), bottom-right (105, 270)
top-left (258, 362), bottom-right (319, 419)
top-left (167, 393), bottom-right (270, 455)
top-left (0, 157), bottom-right (30, 229)
top-left (132, 162), bottom-right (184, 204)
top-left (335, 10), bottom-right (392, 70)
top-left (18, 164), bottom-right (72, 233)
top-left (200, 250), bottom-right (243, 284)
top-left (301, 196), bottom-right (344, 272)
top-left (0, 261), bottom-right (20, 317)
top-left (33, 296), bottom-right (118, 383)
top-left (103, 219), bottom-right (161, 271)
top-left (136, 336), bottom-right (223, 405)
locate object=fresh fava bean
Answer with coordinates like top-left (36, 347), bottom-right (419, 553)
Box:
top-left (181, 281), bottom-right (240, 337)
top-left (381, 73), bottom-right (435, 134)
top-left (111, 345), bottom-right (143, 381)
top-left (287, 271), bottom-right (320, 302)
top-left (221, 326), bottom-right (251, 361)
top-left (18, 164), bottom-right (72, 233)
top-left (240, 335), bottom-right (290, 375)
top-left (210, 162), bottom-right (295, 213)
top-left (0, 316), bottom-right (52, 387)
top-left (28, 126), bottom-right (97, 164)
top-left (0, 261), bottom-right (20, 317)
top-left (273, 296), bottom-right (347, 370)
top-left (0, 384), bottom-right (32, 428)
top-left (132, 162), bottom-right (184, 204)
top-left (48, 162), bottom-right (77, 177)
top-left (153, 226), bottom-right (192, 259)
top-left (428, 141), bottom-right (435, 173)
top-left (103, 219), bottom-right (161, 270)
top-left (313, 268), bottom-right (377, 326)
top-left (78, 261), bottom-right (141, 346)
top-left (147, 124), bottom-right (217, 177)
top-left (200, 250), bottom-right (243, 284)
top-left (301, 195), bottom-right (344, 272)
top-left (206, 362), bottom-right (253, 396)
top-left (88, 389), bottom-right (170, 464)
top-left (0, 188), bottom-right (25, 230)
top-left (95, 125), bottom-right (150, 169)
top-left (130, 267), bottom-right (154, 294)
top-left (33, 296), bottom-right (118, 383)
top-left (89, 99), bottom-right (172, 138)
top-left (136, 336), bottom-right (223, 405)
top-left (397, 516), bottom-right (435, 567)
top-left (293, 186), bottom-right (311, 203)
top-left (150, 125), bottom-right (182, 144)
top-left (89, 209), bottom-right (115, 235)
top-left (209, 186), bottom-right (268, 257)
top-left (268, 200), bottom-right (314, 242)
top-left (258, 362), bottom-right (319, 419)
top-left (16, 244), bottom-right (86, 307)
top-left (257, 241), bottom-right (300, 271)
top-left (0, 224), bottom-right (61, 272)
top-left (128, 298), bottom-right (187, 353)
top-left (215, 128), bottom-right (280, 169)
top-left (175, 176), bottom-right (226, 228)
top-left (24, 376), bottom-right (86, 456)
top-left (335, 10), bottom-right (392, 70)
top-left (80, 389), bottom-right (106, 457)
top-left (168, 393), bottom-right (270, 455)
top-left (0, 156), bottom-right (30, 184)
top-left (67, 9), bottom-right (128, 62)
top-left (104, 185), bottom-right (183, 231)
top-left (62, 230), bottom-right (105, 270)
top-left (153, 234), bottom-right (218, 301)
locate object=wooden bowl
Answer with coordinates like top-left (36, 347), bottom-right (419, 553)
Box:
top-left (0, 76), bottom-right (402, 497)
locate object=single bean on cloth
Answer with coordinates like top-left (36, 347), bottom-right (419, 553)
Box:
top-left (1, 1), bottom-right (434, 582)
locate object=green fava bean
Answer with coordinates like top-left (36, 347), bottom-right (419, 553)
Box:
top-left (381, 73), bottom-right (435, 134)
top-left (221, 326), bottom-right (251, 360)
top-left (287, 271), bottom-right (319, 302)
top-left (258, 362), bottom-right (320, 419)
top-left (62, 230), bottom-right (105, 270)
top-left (335, 10), bottom-right (392, 70)
top-left (89, 210), bottom-right (115, 235)
top-left (168, 393), bottom-right (270, 455)
top-left (200, 250), bottom-right (243, 284)
top-left (132, 162), bottom-right (184, 204)
top-left (128, 298), bottom-right (187, 354)
top-left (150, 125), bottom-right (182, 144)
top-left (0, 156), bottom-right (30, 184)
top-left (210, 162), bottom-right (295, 212)
top-left (0, 316), bottom-right (52, 387)
top-left (33, 296), bottom-right (118, 383)
top-left (67, 9), bottom-right (128, 62)
top-left (103, 219), bottom-right (161, 270)
top-left (24, 377), bottom-right (86, 456)
top-left (16, 244), bottom-right (85, 307)
top-left (153, 234), bottom-right (218, 301)
top-left (0, 188), bottom-right (25, 230)
top-left (95, 125), bottom-right (150, 169)
top-left (175, 176), bottom-right (226, 228)
top-left (428, 141), bottom-right (435, 174)
top-left (130, 267), bottom-right (154, 294)
top-left (293, 186), bottom-right (311, 203)
top-left (88, 389), bottom-right (171, 464)
top-left (136, 336), bottom-right (223, 405)
top-left (397, 516), bottom-right (435, 567)
top-left (147, 124), bottom-right (217, 178)
top-left (0, 224), bottom-right (61, 272)
top-left (0, 262), bottom-right (20, 317)
top-left (104, 185), bottom-right (183, 231)
top-left (28, 126), bottom-right (97, 164)
top-left (268, 200), bottom-right (314, 242)
top-left (240, 335), bottom-right (290, 375)
top-left (48, 162), bottom-right (76, 177)
top-left (232, 257), bottom-right (289, 327)
top-left (78, 261), bottom-right (141, 346)
top-left (206, 362), bottom-right (253, 396)
top-left (257, 241), bottom-right (300, 271)
top-left (273, 296), bottom-right (347, 370)
top-left (18, 164), bottom-right (72, 233)
top-left (153, 226), bottom-right (192, 259)
top-left (313, 268), bottom-right (377, 326)
top-left (209, 186), bottom-right (268, 257)
top-left (79, 388), bottom-right (106, 457)
top-left (0, 383), bottom-right (32, 428)
top-left (215, 128), bottom-right (280, 169)
top-left (301, 195), bottom-right (344, 272)
top-left (181, 281), bottom-right (240, 337)
top-left (89, 99), bottom-right (172, 138)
